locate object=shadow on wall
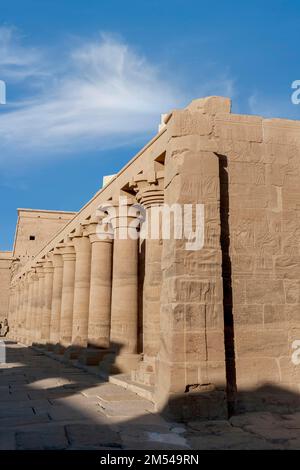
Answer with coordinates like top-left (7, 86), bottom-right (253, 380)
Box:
top-left (162, 383), bottom-right (300, 422)
top-left (218, 154), bottom-right (237, 417)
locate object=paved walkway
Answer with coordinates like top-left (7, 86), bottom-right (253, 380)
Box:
top-left (0, 342), bottom-right (299, 450)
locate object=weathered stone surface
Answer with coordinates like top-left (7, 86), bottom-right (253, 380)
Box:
top-left (16, 427), bottom-right (68, 450)
top-left (121, 428), bottom-right (190, 450)
top-left (235, 329), bottom-right (289, 358)
top-left (214, 113), bottom-right (263, 142)
top-left (188, 427), bottom-right (276, 450)
top-left (235, 358), bottom-right (281, 386)
top-left (234, 305), bottom-right (263, 326)
top-left (0, 431), bottom-right (16, 450)
top-left (3, 342), bottom-right (300, 449)
top-left (99, 399), bottom-right (154, 417)
top-left (245, 280), bottom-right (285, 304)
top-left (187, 96), bottom-right (231, 115)
top-left (65, 424), bottom-right (121, 448)
top-left (263, 119), bottom-right (300, 145)
top-left (168, 110), bottom-right (213, 138)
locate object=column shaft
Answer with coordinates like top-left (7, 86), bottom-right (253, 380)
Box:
top-left (31, 276), bottom-right (39, 342)
top-left (10, 286), bottom-right (18, 340)
top-left (35, 267), bottom-right (45, 343)
top-left (21, 278), bottom-right (29, 343)
top-left (71, 234), bottom-right (91, 347)
top-left (129, 173), bottom-right (165, 385)
top-left (25, 274), bottom-right (34, 345)
top-left (109, 201), bottom-right (139, 368)
top-left (41, 261), bottom-right (54, 344)
top-left (16, 284), bottom-right (21, 340)
top-left (60, 246), bottom-right (76, 347)
top-left (88, 228), bottom-right (112, 348)
top-left (7, 287), bottom-right (14, 339)
top-left (50, 250), bottom-right (63, 345)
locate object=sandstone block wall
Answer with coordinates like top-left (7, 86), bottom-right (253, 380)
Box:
top-left (13, 209), bottom-right (76, 268)
top-left (217, 115), bottom-right (300, 411)
top-left (155, 97), bottom-right (300, 417)
top-left (155, 140), bottom-right (227, 419)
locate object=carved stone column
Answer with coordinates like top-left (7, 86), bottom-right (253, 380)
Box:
top-left (25, 271), bottom-right (34, 345)
top-left (49, 248), bottom-right (63, 349)
top-left (16, 280), bottom-right (24, 342)
top-left (15, 281), bottom-right (21, 341)
top-left (34, 264), bottom-right (45, 345)
top-left (7, 285), bottom-right (15, 340)
top-left (41, 260), bottom-right (54, 345)
top-left (65, 227), bottom-right (91, 358)
top-left (21, 275), bottom-right (29, 344)
top-left (60, 242), bottom-right (76, 349)
top-left (10, 284), bottom-right (18, 340)
top-left (130, 170), bottom-right (164, 385)
top-left (29, 270), bottom-right (39, 344)
top-left (79, 217), bottom-right (113, 365)
top-left (108, 197), bottom-right (140, 373)
top-left (12, 286), bottom-right (17, 340)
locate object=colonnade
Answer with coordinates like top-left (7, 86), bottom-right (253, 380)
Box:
top-left (8, 172), bottom-right (164, 380)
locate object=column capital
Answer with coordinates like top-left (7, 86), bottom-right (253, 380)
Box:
top-left (71, 235), bottom-right (90, 252)
top-left (53, 237), bottom-right (76, 259)
top-left (69, 225), bottom-right (89, 240)
top-left (105, 196), bottom-right (141, 235)
top-left (36, 262), bottom-right (46, 278)
top-left (49, 246), bottom-right (64, 267)
top-left (130, 170), bottom-right (164, 208)
top-left (43, 259), bottom-right (54, 274)
top-left (68, 226), bottom-right (91, 257)
top-left (60, 243), bottom-right (76, 260)
top-left (28, 269), bottom-right (38, 283)
top-left (83, 216), bottom-right (113, 244)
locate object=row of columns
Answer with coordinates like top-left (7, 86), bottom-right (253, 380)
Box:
top-left (8, 173), bottom-right (164, 377)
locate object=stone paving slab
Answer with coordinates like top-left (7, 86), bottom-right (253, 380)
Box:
top-left (47, 405), bottom-right (107, 423)
top-left (0, 398), bottom-right (50, 411)
top-left (16, 426), bottom-right (68, 450)
top-left (1, 342), bottom-right (300, 450)
top-left (49, 393), bottom-right (101, 407)
top-left (0, 413), bottom-right (51, 429)
top-left (65, 424), bottom-right (122, 448)
top-left (0, 406), bottom-right (35, 419)
top-left (98, 399), bottom-right (155, 417)
top-left (0, 431), bottom-right (16, 450)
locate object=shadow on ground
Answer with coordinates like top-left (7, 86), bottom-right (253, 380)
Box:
top-left (1, 341), bottom-right (300, 450)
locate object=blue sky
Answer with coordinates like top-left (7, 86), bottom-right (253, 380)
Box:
top-left (0, 0), bottom-right (299, 250)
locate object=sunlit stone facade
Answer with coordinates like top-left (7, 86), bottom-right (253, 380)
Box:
top-left (5, 96), bottom-right (300, 419)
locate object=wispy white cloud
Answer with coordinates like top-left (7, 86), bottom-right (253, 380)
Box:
top-left (0, 30), bottom-right (186, 164)
top-left (248, 91), bottom-right (300, 119)
top-left (0, 26), bottom-right (44, 81)
top-left (0, 28), bottom-right (236, 167)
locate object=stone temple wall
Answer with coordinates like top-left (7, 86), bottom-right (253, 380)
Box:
top-left (154, 98), bottom-right (300, 418)
top-left (5, 96), bottom-right (300, 420)
top-left (13, 209), bottom-right (77, 271)
top-left (217, 114), bottom-right (300, 412)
